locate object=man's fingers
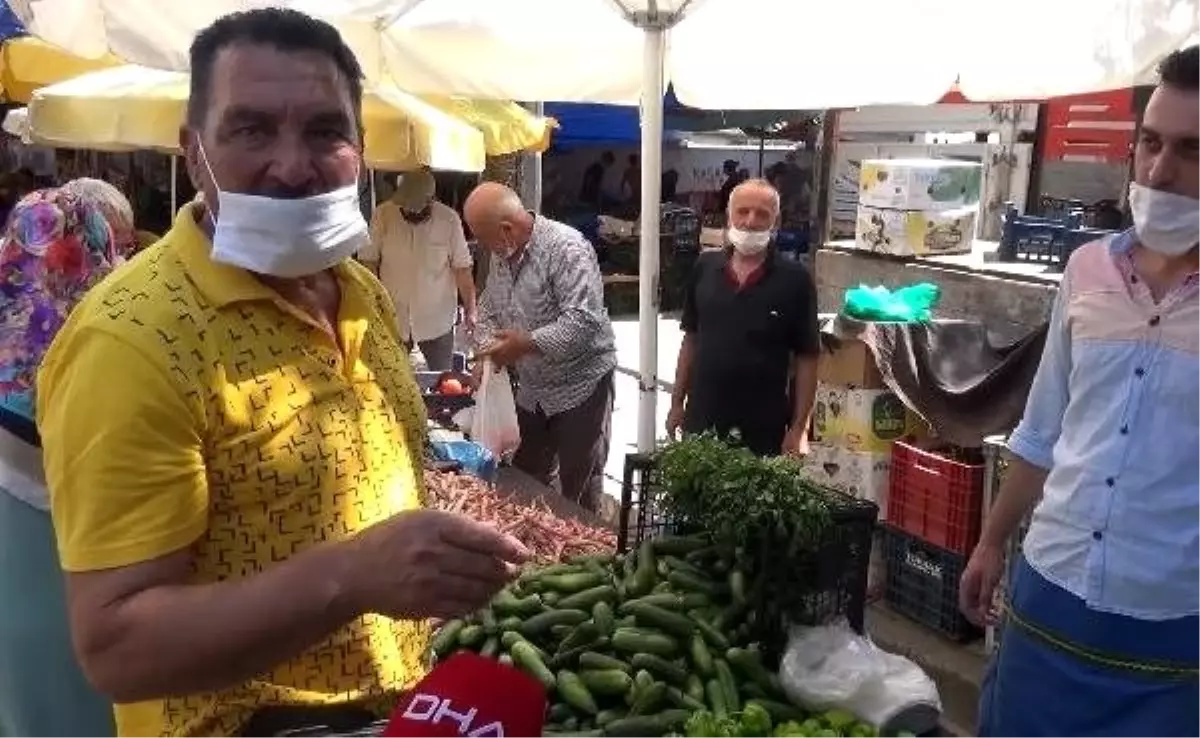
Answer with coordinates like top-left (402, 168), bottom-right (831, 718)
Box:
top-left (440, 516), bottom-right (531, 564)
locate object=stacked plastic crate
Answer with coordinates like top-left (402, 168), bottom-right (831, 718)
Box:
top-left (881, 438), bottom-right (987, 641)
top-left (801, 335), bottom-right (928, 600)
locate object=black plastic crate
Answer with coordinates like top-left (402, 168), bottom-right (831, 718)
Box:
top-left (618, 452), bottom-right (879, 645)
top-left (881, 526), bottom-right (982, 642)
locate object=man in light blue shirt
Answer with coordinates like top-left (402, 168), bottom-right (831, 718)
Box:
top-left (960, 45), bottom-right (1199, 736)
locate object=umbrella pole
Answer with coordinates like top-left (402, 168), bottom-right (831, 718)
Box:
top-left (636, 26), bottom-right (666, 454)
top-left (170, 156), bottom-right (178, 213)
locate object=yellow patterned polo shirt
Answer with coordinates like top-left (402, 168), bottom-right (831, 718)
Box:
top-left (37, 203), bottom-right (431, 737)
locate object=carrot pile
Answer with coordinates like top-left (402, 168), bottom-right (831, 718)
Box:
top-left (424, 470), bottom-right (616, 564)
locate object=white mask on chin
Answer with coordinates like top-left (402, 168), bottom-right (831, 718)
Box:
top-left (1128, 182), bottom-right (1200, 257)
top-left (199, 143), bottom-right (369, 277)
top-left (728, 227), bottom-right (772, 256)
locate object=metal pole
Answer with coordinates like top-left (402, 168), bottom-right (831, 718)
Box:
top-left (530, 102), bottom-right (545, 212)
top-left (169, 156), bottom-right (177, 213)
top-left (636, 27), bottom-right (666, 453)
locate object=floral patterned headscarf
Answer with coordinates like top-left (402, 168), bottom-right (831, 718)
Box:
top-left (0, 187), bottom-right (133, 424)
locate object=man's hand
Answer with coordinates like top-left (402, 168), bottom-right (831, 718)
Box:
top-left (959, 542), bottom-right (1005, 626)
top-left (782, 424), bottom-right (810, 458)
top-left (349, 509), bottom-right (530, 620)
top-left (479, 329), bottom-right (537, 367)
top-left (462, 307), bottom-right (478, 335)
top-left (666, 401), bottom-right (686, 440)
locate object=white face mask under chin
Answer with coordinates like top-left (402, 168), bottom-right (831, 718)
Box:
top-left (1128, 182), bottom-right (1200, 257)
top-left (199, 144), bottom-right (369, 278)
top-left (728, 227), bottom-right (771, 256)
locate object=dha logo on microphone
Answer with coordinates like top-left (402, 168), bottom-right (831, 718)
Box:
top-left (401, 694), bottom-right (504, 737)
top-left (381, 652), bottom-right (547, 738)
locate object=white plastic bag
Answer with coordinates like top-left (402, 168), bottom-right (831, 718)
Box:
top-left (469, 361), bottom-right (521, 462)
top-left (779, 621), bottom-right (941, 735)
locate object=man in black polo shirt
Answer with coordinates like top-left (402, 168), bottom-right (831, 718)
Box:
top-left (666, 179), bottom-right (820, 457)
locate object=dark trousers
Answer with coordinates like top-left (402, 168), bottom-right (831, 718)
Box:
top-left (513, 372), bottom-right (614, 511)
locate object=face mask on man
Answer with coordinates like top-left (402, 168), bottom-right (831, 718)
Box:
top-left (198, 143), bottom-right (369, 278)
top-left (728, 226), bottom-right (772, 256)
top-left (1128, 182), bottom-right (1200, 257)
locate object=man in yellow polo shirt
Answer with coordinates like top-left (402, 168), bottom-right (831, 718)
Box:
top-left (35, 9), bottom-right (527, 737)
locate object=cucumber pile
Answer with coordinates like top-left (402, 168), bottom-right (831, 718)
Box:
top-left (430, 535), bottom-right (883, 737)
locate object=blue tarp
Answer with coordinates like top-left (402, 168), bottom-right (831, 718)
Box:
top-left (546, 88), bottom-right (812, 151)
top-left (0, 2), bottom-right (27, 43)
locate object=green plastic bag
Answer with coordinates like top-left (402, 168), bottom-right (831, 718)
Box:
top-left (842, 282), bottom-right (940, 323)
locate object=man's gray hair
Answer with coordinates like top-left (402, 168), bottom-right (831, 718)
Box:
top-left (728, 177), bottom-right (781, 214)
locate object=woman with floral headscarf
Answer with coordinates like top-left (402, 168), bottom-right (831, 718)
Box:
top-left (0, 184), bottom-right (135, 736)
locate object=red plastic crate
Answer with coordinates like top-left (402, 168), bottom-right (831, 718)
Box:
top-left (887, 441), bottom-right (985, 556)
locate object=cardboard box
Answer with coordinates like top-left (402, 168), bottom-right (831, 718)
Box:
top-left (818, 337), bottom-right (883, 389)
top-left (811, 383), bottom-right (923, 454)
top-left (854, 204), bottom-right (977, 257)
top-left (858, 158), bottom-right (982, 211)
top-left (800, 442), bottom-right (891, 509)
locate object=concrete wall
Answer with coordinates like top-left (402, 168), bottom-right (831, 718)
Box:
top-left (815, 248), bottom-right (1058, 342)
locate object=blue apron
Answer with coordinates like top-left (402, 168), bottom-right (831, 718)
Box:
top-left (980, 556), bottom-right (1198, 737)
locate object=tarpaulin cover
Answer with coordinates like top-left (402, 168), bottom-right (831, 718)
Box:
top-left (823, 315), bottom-right (1050, 447)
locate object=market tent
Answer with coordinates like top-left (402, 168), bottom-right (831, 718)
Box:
top-left (24, 65), bottom-right (497, 172)
top-left (0, 36), bottom-right (121, 103)
top-left (27, 0), bottom-right (1196, 451)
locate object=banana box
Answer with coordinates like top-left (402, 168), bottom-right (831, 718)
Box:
top-left (854, 204), bottom-right (977, 257)
top-left (811, 383), bottom-right (925, 454)
top-left (858, 158), bottom-right (982, 211)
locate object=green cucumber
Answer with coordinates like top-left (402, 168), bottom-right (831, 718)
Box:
top-left (622, 603), bottom-right (697, 640)
top-left (627, 540), bottom-right (657, 598)
top-left (578, 669), bottom-right (634, 697)
top-left (628, 681), bottom-right (667, 717)
top-left (557, 622), bottom-right (602, 655)
top-left (727, 646), bottom-right (779, 693)
top-left (595, 708), bottom-right (626, 727)
top-left (689, 632), bottom-right (715, 677)
top-left (556, 670), bottom-right (599, 715)
top-left (630, 653), bottom-right (688, 686)
top-left (579, 651), bottom-right (632, 674)
top-left (479, 635), bottom-right (500, 658)
top-left (492, 590), bottom-right (545, 618)
top-left (602, 710), bottom-right (690, 737)
top-left (690, 614), bottom-right (731, 651)
top-left (705, 678), bottom-right (728, 717)
top-left (612, 627), bottom-right (679, 658)
top-left (558, 585), bottom-right (617, 611)
top-left (667, 570), bottom-right (728, 598)
top-left (684, 674), bottom-right (705, 704)
top-left (592, 601), bottom-right (615, 636)
top-left (430, 619), bottom-right (466, 659)
top-left (510, 640), bottom-right (555, 689)
top-left (714, 658), bottom-right (740, 711)
top-left (520, 609), bottom-right (589, 637)
top-left (666, 685), bottom-right (706, 711)
top-left (537, 572), bottom-right (607, 594)
top-left (619, 593), bottom-right (684, 612)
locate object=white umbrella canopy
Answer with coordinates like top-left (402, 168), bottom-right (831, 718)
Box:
top-left (23, 0), bottom-right (1199, 106)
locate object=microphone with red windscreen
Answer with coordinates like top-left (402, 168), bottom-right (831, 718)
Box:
top-left (381, 651), bottom-right (548, 737)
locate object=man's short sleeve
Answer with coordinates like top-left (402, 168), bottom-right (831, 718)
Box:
top-left (788, 263), bottom-right (820, 357)
top-left (37, 327), bottom-right (209, 572)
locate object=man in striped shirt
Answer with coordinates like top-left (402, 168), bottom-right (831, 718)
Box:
top-left (465, 183), bottom-right (617, 511)
top-left (960, 45), bottom-right (1198, 736)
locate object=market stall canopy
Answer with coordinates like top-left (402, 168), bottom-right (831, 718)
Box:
top-left (23, 64), bottom-right (489, 171)
top-left (0, 36), bottom-right (120, 103)
top-left (21, 0), bottom-right (1198, 108)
